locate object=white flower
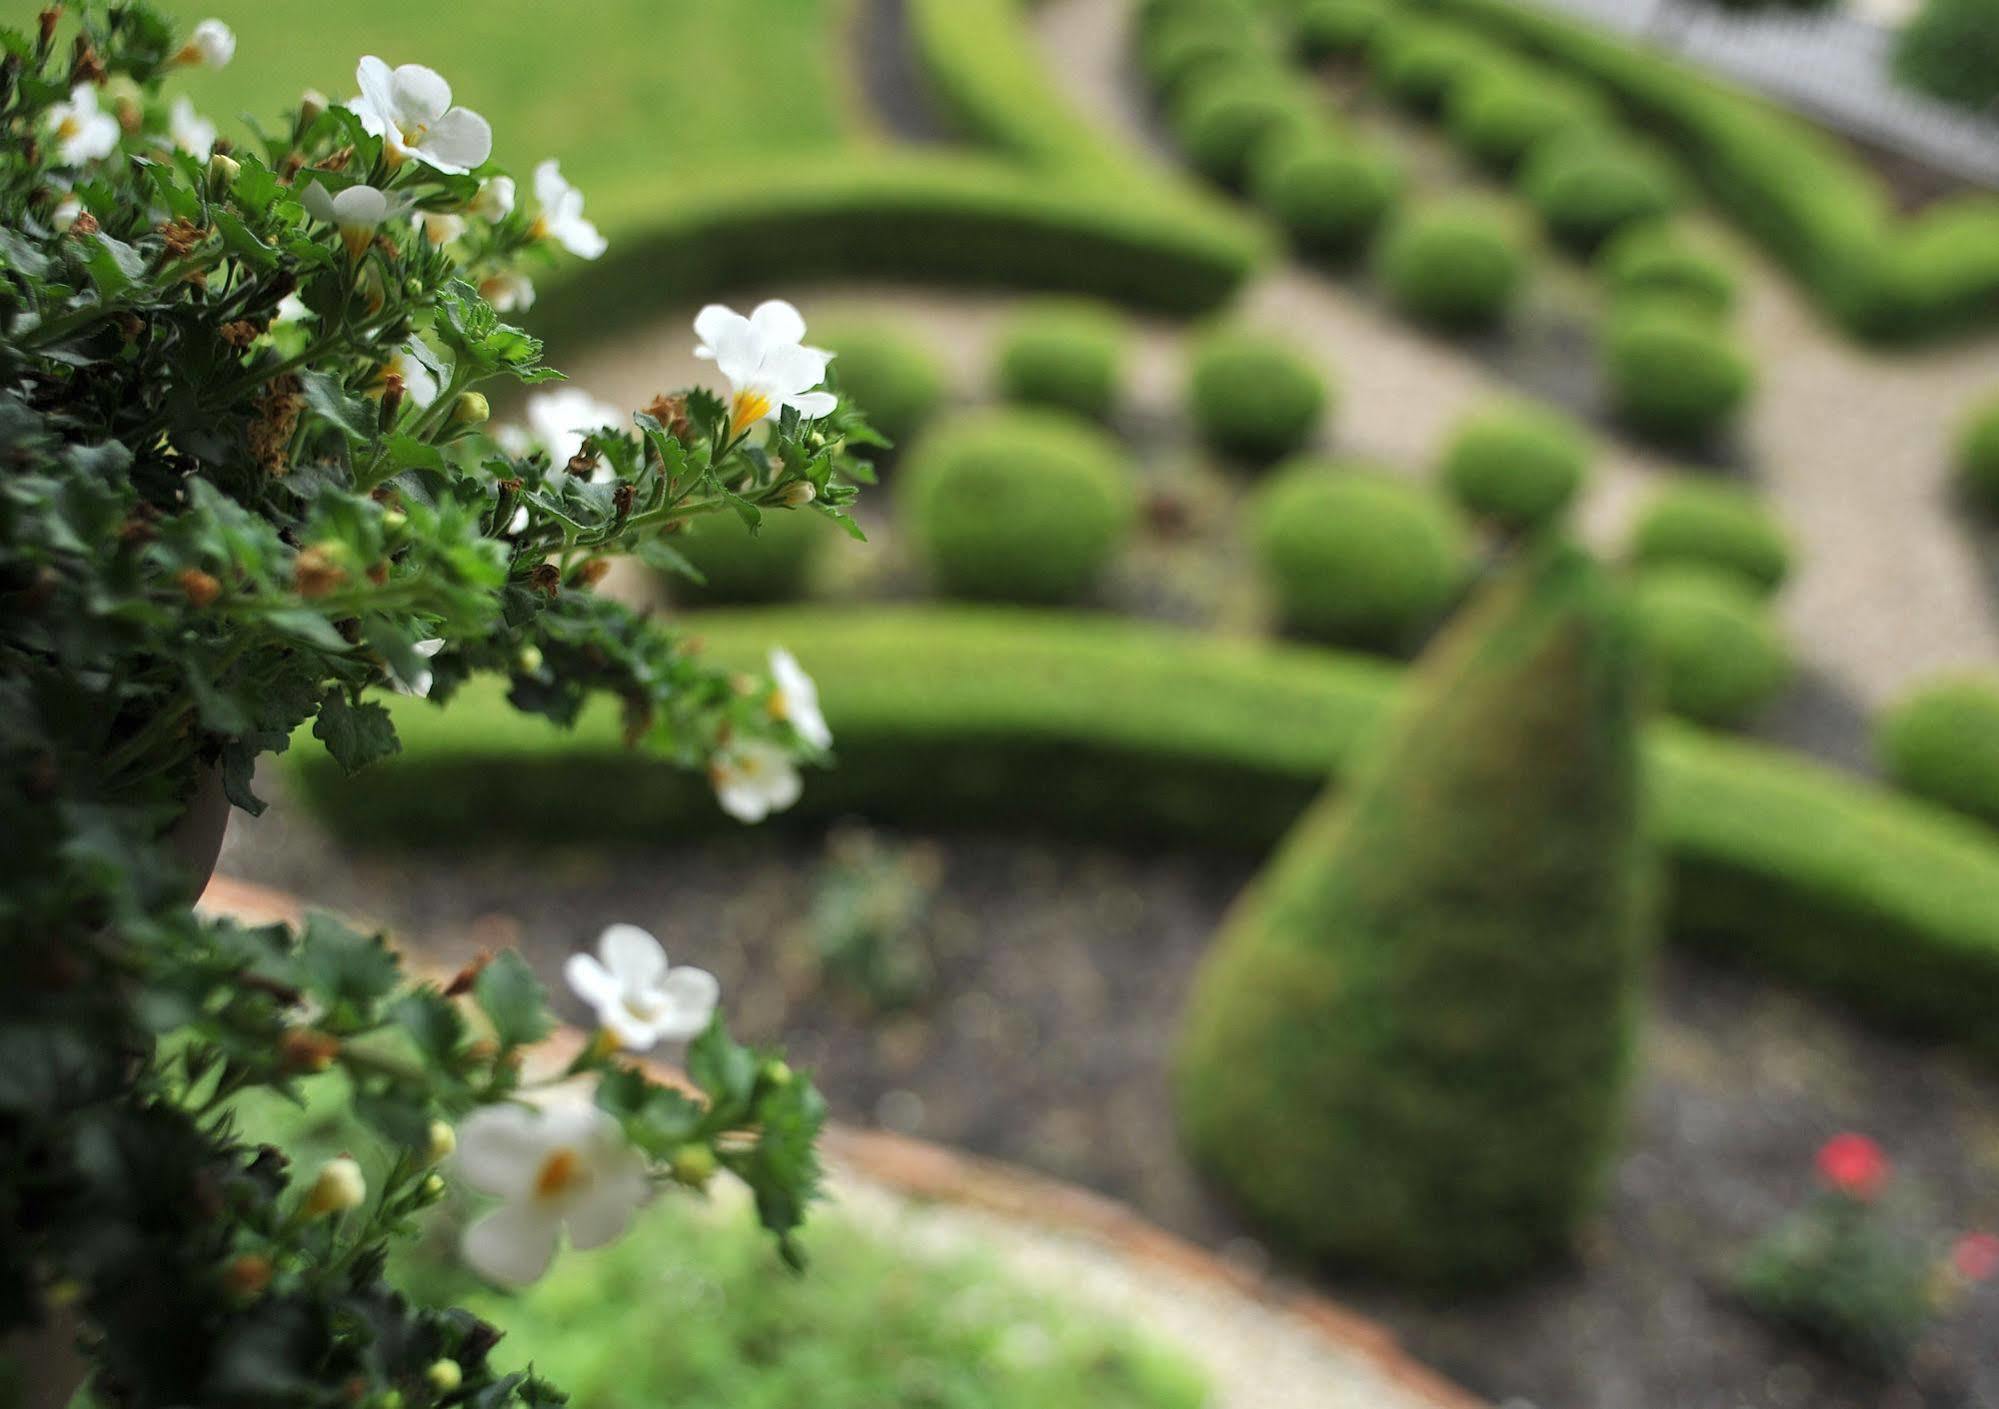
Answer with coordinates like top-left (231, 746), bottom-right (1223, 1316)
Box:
top-left (415, 210), bottom-right (466, 246)
top-left (167, 96), bottom-right (216, 158)
top-left (471, 175), bottom-right (515, 220)
top-left (564, 924), bottom-right (720, 1051)
top-left (768, 648), bottom-right (830, 751)
top-left (274, 292), bottom-right (313, 324)
top-left (301, 181), bottom-right (412, 259)
top-left (48, 86), bottom-right (119, 166)
top-left (179, 19), bottom-right (236, 68)
top-left (51, 194), bottom-right (83, 233)
top-left (376, 345), bottom-right (439, 409)
top-left (350, 56), bottom-right (492, 175)
top-left (479, 269), bottom-right (535, 313)
top-left (692, 300), bottom-right (836, 438)
top-left (391, 638), bottom-right (445, 698)
top-left (529, 160), bottom-right (605, 259)
top-left (710, 740), bottom-right (802, 824)
top-left (523, 387), bottom-right (621, 468)
top-left (455, 1099), bottom-right (648, 1287)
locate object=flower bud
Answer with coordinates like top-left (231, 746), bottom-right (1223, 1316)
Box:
top-left (417, 1173), bottom-right (446, 1204)
top-left (299, 89), bottom-right (328, 124)
top-left (301, 1156), bottom-right (366, 1219)
top-left (381, 508), bottom-right (407, 533)
top-left (762, 1058), bottom-right (793, 1088)
top-left (450, 391), bottom-right (490, 427)
top-left (207, 152), bottom-right (240, 188)
top-left (516, 645), bottom-right (544, 674)
top-left (425, 1120), bottom-right (456, 1164)
top-left (779, 481), bottom-right (816, 508)
top-left (277, 1026), bottom-right (340, 1073)
top-left (177, 567), bottom-right (221, 608)
top-left (221, 1252), bottom-right (273, 1301)
top-left (425, 1360), bottom-right (463, 1394)
top-left (670, 1144), bottom-right (718, 1189)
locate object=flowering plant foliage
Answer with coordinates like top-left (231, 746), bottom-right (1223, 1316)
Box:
top-left (1737, 1133), bottom-right (1994, 1373)
top-left (0, 5), bottom-right (878, 1405)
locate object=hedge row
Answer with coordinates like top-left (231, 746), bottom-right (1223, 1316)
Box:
top-left (1411, 0), bottom-right (1999, 341)
top-left (293, 607), bottom-right (1999, 1062)
top-left (532, 154), bottom-right (1268, 349)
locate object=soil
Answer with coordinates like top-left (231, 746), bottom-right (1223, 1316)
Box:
top-left (218, 794), bottom-right (1999, 1409)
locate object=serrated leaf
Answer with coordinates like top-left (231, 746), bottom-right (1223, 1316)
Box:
top-left (296, 913), bottom-right (401, 1011)
top-left (473, 950), bottom-right (552, 1050)
top-left (299, 369), bottom-right (374, 443)
top-left (312, 688), bottom-right (400, 774)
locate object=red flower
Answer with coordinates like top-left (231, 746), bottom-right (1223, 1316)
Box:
top-left (1815, 1133), bottom-right (1889, 1201)
top-left (1953, 1231), bottom-right (1999, 1284)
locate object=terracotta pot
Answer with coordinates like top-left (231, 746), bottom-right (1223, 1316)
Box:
top-left (166, 762), bottom-right (232, 894)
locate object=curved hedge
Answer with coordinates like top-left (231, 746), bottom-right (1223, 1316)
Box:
top-left (534, 155), bottom-right (1269, 351)
top-left (291, 607), bottom-right (1999, 1063)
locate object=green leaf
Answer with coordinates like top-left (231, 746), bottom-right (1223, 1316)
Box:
top-left (296, 913), bottom-right (402, 1011)
top-left (685, 1018), bottom-right (758, 1113)
top-left (392, 988), bottom-right (466, 1064)
top-left (265, 608), bottom-right (353, 653)
top-left (312, 688), bottom-right (401, 774)
top-left (473, 950), bottom-right (553, 1050)
top-left (81, 233), bottom-right (147, 297)
top-left (632, 537), bottom-right (706, 584)
top-left (212, 210), bottom-right (277, 270)
top-left (299, 369), bottom-right (374, 443)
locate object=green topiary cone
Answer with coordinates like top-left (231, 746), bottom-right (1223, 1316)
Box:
top-left (1173, 539), bottom-right (1656, 1287)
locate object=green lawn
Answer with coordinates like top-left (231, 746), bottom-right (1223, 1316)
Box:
top-left (23, 0), bottom-right (865, 236)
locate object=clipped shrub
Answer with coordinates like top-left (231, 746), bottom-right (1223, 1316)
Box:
top-left (1632, 568), bottom-right (1791, 727)
top-left (1250, 132), bottom-right (1402, 260)
top-left (667, 504), bottom-right (833, 604)
top-left (1186, 327), bottom-right (1331, 461)
top-left (1603, 304), bottom-right (1754, 445)
top-left (1954, 392), bottom-right (1999, 515)
top-left (1598, 223), bottom-right (1739, 320)
top-left (1627, 480), bottom-right (1792, 595)
top-left (1143, 21), bottom-right (1263, 100)
top-left (1173, 72), bottom-right (1316, 186)
top-left (1176, 542), bottom-right (1653, 1286)
top-left (1445, 67), bottom-right (1604, 172)
top-left (1522, 134), bottom-right (1680, 254)
top-left (1295, 0), bottom-right (1391, 59)
top-left (899, 408), bottom-right (1135, 603)
top-left (1893, 0), bottom-right (1999, 114)
top-left (815, 321), bottom-right (947, 448)
top-left (1371, 21), bottom-right (1505, 113)
top-left (1439, 400), bottom-right (1592, 530)
top-left (1878, 676), bottom-right (1999, 829)
top-left (995, 301), bottom-right (1130, 422)
top-left (1251, 460), bottom-right (1470, 651)
top-left (1376, 198), bottom-right (1528, 331)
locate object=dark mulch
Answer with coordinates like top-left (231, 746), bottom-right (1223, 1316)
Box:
top-left (220, 791), bottom-right (1999, 1409)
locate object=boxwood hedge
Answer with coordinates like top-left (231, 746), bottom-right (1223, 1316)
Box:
top-left (293, 607), bottom-right (1999, 1064)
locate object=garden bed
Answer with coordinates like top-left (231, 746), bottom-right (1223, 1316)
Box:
top-left (217, 803), bottom-right (1999, 1409)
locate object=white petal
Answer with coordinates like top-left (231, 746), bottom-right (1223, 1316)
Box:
top-left (716, 776), bottom-right (770, 824)
top-left (300, 182), bottom-right (338, 222)
top-left (553, 213), bottom-right (605, 260)
top-left (563, 952), bottom-right (619, 1011)
top-left (749, 299), bottom-right (807, 346)
top-left (533, 159), bottom-right (570, 209)
top-left (563, 1162), bottom-right (646, 1250)
top-left (713, 319), bottom-right (767, 390)
top-left (419, 106), bottom-right (492, 174)
top-left (652, 966), bottom-right (720, 1040)
top-left (454, 1103), bottom-right (551, 1199)
top-left (355, 56), bottom-right (398, 123)
top-left (693, 303), bottom-right (745, 358)
top-left (462, 1203), bottom-right (560, 1287)
top-left (390, 63), bottom-right (453, 124)
top-left (783, 391), bottom-right (839, 422)
top-left (597, 923), bottom-right (667, 989)
top-left (760, 342), bottom-right (833, 399)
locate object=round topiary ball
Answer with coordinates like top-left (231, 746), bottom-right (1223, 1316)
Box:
top-left (1173, 72), bottom-right (1315, 185)
top-left (1522, 134), bottom-right (1680, 254)
top-left (1597, 224), bottom-right (1738, 321)
top-left (1603, 305), bottom-right (1754, 445)
top-left (1878, 676), bottom-right (1999, 828)
top-left (814, 321), bottom-right (946, 449)
top-left (1186, 327), bottom-right (1331, 462)
top-left (668, 504), bottom-right (831, 605)
top-left (898, 409), bottom-right (1135, 603)
top-left (995, 302), bottom-right (1129, 423)
top-left (1295, 0), bottom-right (1390, 59)
top-left (1371, 22), bottom-right (1503, 113)
top-left (1632, 567), bottom-right (1791, 727)
top-left (1439, 401), bottom-right (1592, 531)
top-left (1375, 199), bottom-right (1528, 332)
top-left (1251, 132), bottom-right (1402, 261)
top-left (1143, 20), bottom-right (1260, 100)
top-left (1954, 392), bottom-right (1999, 516)
top-left (1445, 69), bottom-right (1603, 172)
top-left (1251, 460), bottom-right (1470, 650)
top-left (1627, 480), bottom-right (1792, 597)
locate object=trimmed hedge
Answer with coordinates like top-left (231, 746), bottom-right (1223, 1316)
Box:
top-left (1598, 223), bottom-right (1738, 320)
top-left (995, 302), bottom-right (1130, 422)
top-left (1295, 0), bottom-right (1392, 59)
top-left (1444, 66), bottom-right (1605, 172)
top-left (1879, 676), bottom-right (1999, 829)
top-left (1250, 132), bottom-right (1403, 260)
top-left (533, 155), bottom-right (1269, 350)
top-left (1627, 480), bottom-right (1793, 596)
top-left (898, 409), bottom-right (1135, 603)
top-left (1173, 71), bottom-right (1318, 185)
top-left (291, 606), bottom-right (1999, 1063)
top-left (1893, 0), bottom-right (1999, 114)
top-left (1632, 567), bottom-right (1792, 728)
top-left (1177, 543), bottom-right (1650, 1285)
top-left (815, 322), bottom-right (948, 448)
top-left (1414, 0), bottom-right (1999, 341)
top-left (1603, 303), bottom-right (1754, 445)
top-left (665, 507), bottom-right (833, 605)
top-left (1439, 400), bottom-right (1592, 530)
top-left (1186, 328), bottom-right (1332, 461)
top-left (1954, 392), bottom-right (1999, 516)
top-left (1521, 133), bottom-right (1680, 254)
top-left (1370, 18), bottom-right (1509, 113)
top-left (1251, 460), bottom-right (1470, 650)
top-left (1376, 198), bottom-right (1528, 331)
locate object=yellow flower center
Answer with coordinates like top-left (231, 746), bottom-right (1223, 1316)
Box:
top-left (534, 1148), bottom-right (588, 1201)
top-left (56, 115), bottom-right (80, 141)
top-left (729, 390), bottom-right (771, 438)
